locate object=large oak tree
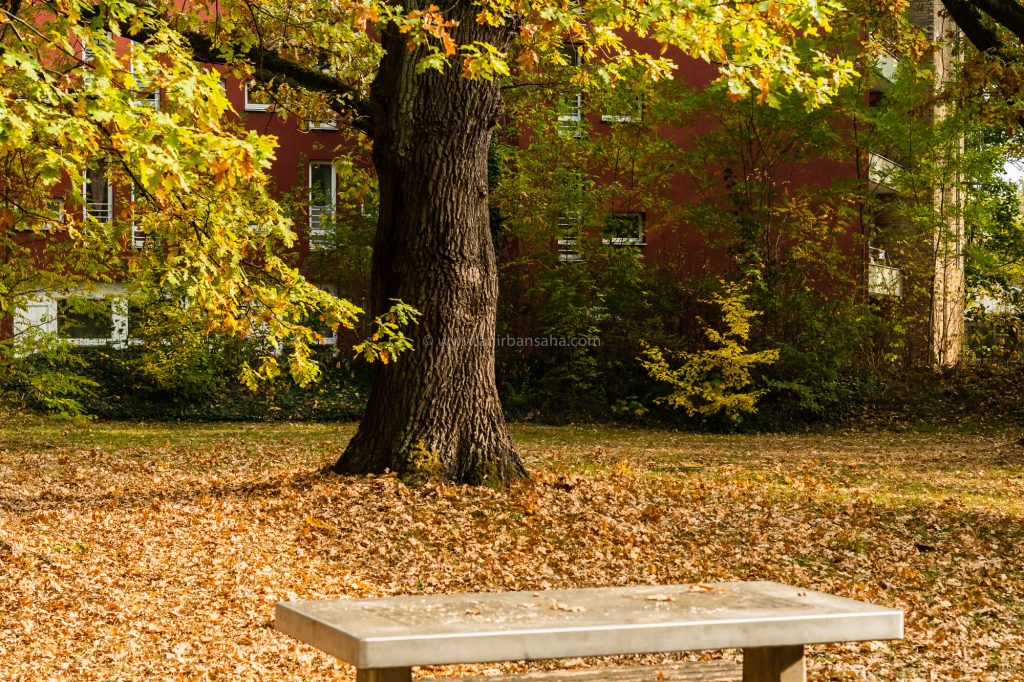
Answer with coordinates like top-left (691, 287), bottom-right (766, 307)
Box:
top-left (2, 0), bottom-right (878, 483)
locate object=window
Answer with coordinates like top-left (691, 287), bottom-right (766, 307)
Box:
top-left (556, 211), bottom-right (583, 263)
top-left (304, 285), bottom-right (340, 346)
top-left (14, 291), bottom-right (128, 347)
top-left (308, 314), bottom-right (337, 345)
top-left (244, 80), bottom-right (273, 112)
top-left (557, 43), bottom-right (583, 137)
top-left (130, 47), bottom-right (160, 111)
top-left (13, 200), bottom-right (64, 232)
top-left (554, 168), bottom-right (585, 262)
top-left (47, 199), bottom-right (65, 225)
top-left (603, 211), bottom-right (646, 246)
top-left (57, 298), bottom-right (128, 346)
top-left (876, 51), bottom-right (899, 83)
top-left (14, 299), bottom-right (57, 339)
top-left (559, 93), bottom-right (583, 136)
top-left (83, 162), bottom-right (112, 222)
top-left (129, 185), bottom-right (146, 249)
top-left (81, 32), bottom-right (110, 63)
top-left (44, 201), bottom-right (65, 231)
top-left (81, 32), bottom-right (112, 87)
top-left (58, 300), bottom-right (113, 340)
top-left (131, 225), bottom-right (148, 248)
top-left (309, 161), bottom-right (337, 247)
top-left (304, 54), bottom-right (338, 130)
top-left (308, 120), bottom-right (339, 131)
top-left (601, 91), bottom-right (644, 124)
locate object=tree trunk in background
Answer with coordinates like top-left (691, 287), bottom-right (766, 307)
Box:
top-left (917, 0), bottom-right (966, 368)
top-left (333, 4), bottom-right (527, 484)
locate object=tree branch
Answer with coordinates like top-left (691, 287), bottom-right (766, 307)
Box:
top-left (941, 0), bottom-right (1004, 53)
top-left (79, 4), bottom-right (374, 135)
top-left (178, 31), bottom-right (374, 135)
top-left (971, 0), bottom-right (1024, 46)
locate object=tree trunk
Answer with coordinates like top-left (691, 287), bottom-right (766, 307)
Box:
top-left (333, 5), bottom-right (527, 485)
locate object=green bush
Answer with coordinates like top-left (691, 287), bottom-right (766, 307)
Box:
top-left (73, 343), bottom-right (367, 421)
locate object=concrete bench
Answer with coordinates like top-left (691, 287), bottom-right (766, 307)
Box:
top-left (275, 581), bottom-right (903, 682)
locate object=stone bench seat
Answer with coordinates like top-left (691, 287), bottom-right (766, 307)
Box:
top-left (424, 661), bottom-right (742, 681)
top-left (275, 581), bottom-right (903, 682)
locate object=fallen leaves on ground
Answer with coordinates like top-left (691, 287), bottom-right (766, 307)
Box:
top-left (1, 419), bottom-right (1022, 680)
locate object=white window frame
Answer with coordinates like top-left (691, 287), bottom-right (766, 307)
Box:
top-left (867, 152), bottom-right (901, 195)
top-left (601, 92), bottom-right (644, 124)
top-left (244, 80), bottom-right (273, 112)
top-left (130, 46), bottom-right (160, 111)
top-left (81, 31), bottom-right (112, 86)
top-left (556, 211), bottom-right (583, 263)
top-left (558, 94), bottom-right (583, 138)
top-left (17, 288), bottom-right (130, 348)
top-left (309, 161), bottom-right (337, 248)
top-left (45, 200), bottom-right (65, 231)
top-left (309, 119), bottom-right (342, 131)
top-left (13, 298), bottom-right (58, 341)
top-left (308, 284), bottom-right (340, 347)
top-left (82, 165), bottom-right (113, 223)
top-left (81, 36), bottom-right (102, 63)
top-left (557, 43), bottom-right (583, 138)
top-left (129, 185), bottom-right (146, 249)
top-left (317, 320), bottom-right (338, 346)
top-left (16, 200), bottom-right (64, 232)
top-left (308, 120), bottom-right (339, 132)
top-left (602, 211), bottom-right (646, 247)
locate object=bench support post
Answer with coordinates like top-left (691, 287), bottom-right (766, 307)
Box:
top-left (742, 645), bottom-right (805, 682)
top-left (355, 668), bottom-right (412, 682)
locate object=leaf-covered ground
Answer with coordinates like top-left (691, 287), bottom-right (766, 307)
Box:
top-left (1, 417), bottom-right (1022, 681)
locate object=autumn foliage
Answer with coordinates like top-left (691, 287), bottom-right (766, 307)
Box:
top-left (2, 419), bottom-right (1022, 679)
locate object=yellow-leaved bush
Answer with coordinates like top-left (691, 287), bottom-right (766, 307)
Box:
top-left (640, 285), bottom-right (779, 423)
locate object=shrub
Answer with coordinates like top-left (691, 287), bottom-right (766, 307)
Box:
top-left (641, 285), bottom-right (779, 423)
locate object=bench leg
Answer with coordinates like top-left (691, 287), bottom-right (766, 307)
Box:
top-left (355, 668), bottom-right (412, 682)
top-left (742, 645), bottom-right (805, 682)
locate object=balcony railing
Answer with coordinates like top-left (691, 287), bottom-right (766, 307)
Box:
top-left (131, 225), bottom-right (147, 249)
top-left (556, 211), bottom-right (583, 262)
top-left (309, 205), bottom-right (333, 246)
top-left (868, 247), bottom-right (903, 297)
top-left (136, 90), bottom-right (160, 110)
top-left (557, 238), bottom-right (583, 263)
top-left (85, 201), bottom-right (112, 222)
top-left (868, 263), bottom-right (904, 297)
top-left (558, 93), bottom-right (583, 137)
top-left (868, 152), bottom-right (901, 194)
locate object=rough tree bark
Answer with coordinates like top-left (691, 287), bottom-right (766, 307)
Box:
top-left (333, 3), bottom-right (528, 484)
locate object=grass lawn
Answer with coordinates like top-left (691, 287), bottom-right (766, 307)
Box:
top-left (1, 417), bottom-right (1023, 680)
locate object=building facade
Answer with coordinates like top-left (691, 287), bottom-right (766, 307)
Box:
top-left (5, 0), bottom-right (963, 367)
